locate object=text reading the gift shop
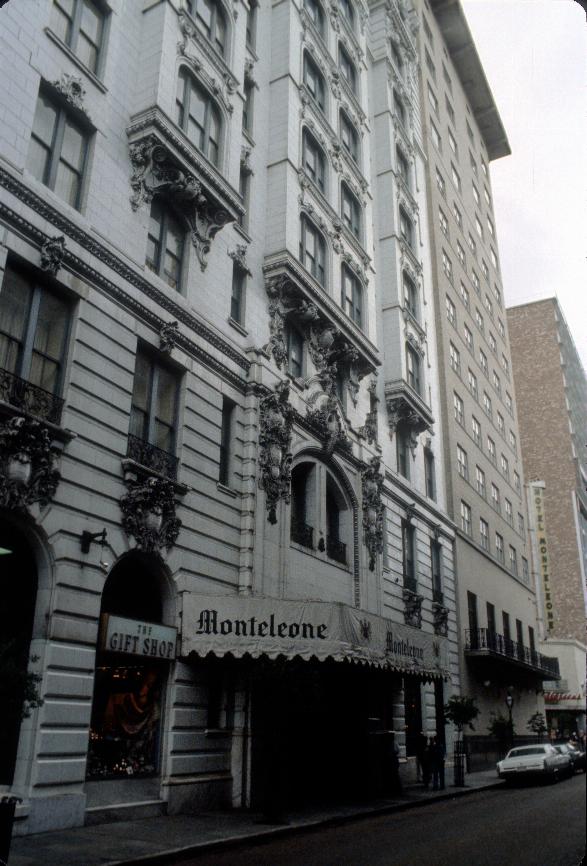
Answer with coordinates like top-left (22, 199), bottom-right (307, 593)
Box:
top-left (102, 615), bottom-right (177, 659)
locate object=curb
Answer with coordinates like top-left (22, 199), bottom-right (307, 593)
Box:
top-left (110, 781), bottom-right (504, 866)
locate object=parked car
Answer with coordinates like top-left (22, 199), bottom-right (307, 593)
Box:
top-left (497, 744), bottom-right (572, 783)
top-left (554, 743), bottom-right (587, 773)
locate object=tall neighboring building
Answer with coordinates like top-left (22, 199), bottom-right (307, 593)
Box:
top-left (0, 0), bottom-right (462, 837)
top-left (416, 0), bottom-right (557, 737)
top-left (507, 298), bottom-right (587, 736)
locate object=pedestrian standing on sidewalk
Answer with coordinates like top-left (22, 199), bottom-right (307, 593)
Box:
top-left (429, 736), bottom-right (445, 791)
top-left (421, 738), bottom-right (432, 790)
top-left (415, 731), bottom-right (428, 782)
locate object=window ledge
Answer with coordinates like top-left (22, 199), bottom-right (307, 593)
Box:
top-left (217, 482), bottom-right (238, 498)
top-left (289, 540), bottom-right (351, 572)
top-left (44, 28), bottom-right (108, 94)
top-left (227, 317), bottom-right (248, 337)
top-left (121, 458), bottom-right (188, 496)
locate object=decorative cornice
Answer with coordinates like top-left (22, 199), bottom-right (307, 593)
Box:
top-left (0, 173), bottom-right (250, 387)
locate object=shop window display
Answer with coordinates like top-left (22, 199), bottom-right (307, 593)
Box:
top-left (87, 663), bottom-right (163, 779)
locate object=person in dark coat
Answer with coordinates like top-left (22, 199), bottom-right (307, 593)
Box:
top-left (429, 736), bottom-right (445, 791)
top-left (415, 731), bottom-right (428, 782)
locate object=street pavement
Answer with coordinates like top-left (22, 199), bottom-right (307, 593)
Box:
top-left (176, 773), bottom-right (586, 866)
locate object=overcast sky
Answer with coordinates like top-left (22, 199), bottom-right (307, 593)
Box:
top-left (461, 0), bottom-right (587, 370)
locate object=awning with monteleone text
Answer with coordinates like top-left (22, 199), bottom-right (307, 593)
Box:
top-left (180, 595), bottom-right (450, 680)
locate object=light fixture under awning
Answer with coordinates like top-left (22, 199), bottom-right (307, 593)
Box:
top-left (181, 595), bottom-right (450, 680)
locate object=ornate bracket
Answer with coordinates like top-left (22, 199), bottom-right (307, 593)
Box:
top-left (433, 603), bottom-right (449, 637)
top-left (360, 378), bottom-right (379, 445)
top-left (129, 138), bottom-right (233, 271)
top-left (51, 73), bottom-right (90, 119)
top-left (361, 456), bottom-right (384, 571)
top-left (0, 415), bottom-right (60, 512)
top-left (159, 321), bottom-right (180, 353)
top-left (385, 389), bottom-right (433, 458)
top-left (120, 475), bottom-right (181, 553)
top-left (306, 388), bottom-right (352, 455)
top-left (228, 244), bottom-right (252, 275)
top-left (403, 588), bottom-right (423, 629)
top-left (40, 235), bottom-right (66, 275)
top-left (258, 380), bottom-right (295, 524)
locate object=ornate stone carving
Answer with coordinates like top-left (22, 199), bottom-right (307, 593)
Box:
top-left (403, 588), bottom-right (423, 628)
top-left (264, 276), bottom-right (319, 370)
top-left (306, 387), bottom-right (351, 455)
top-left (52, 73), bottom-right (89, 116)
top-left (128, 139), bottom-right (233, 270)
top-left (177, 12), bottom-right (237, 109)
top-left (120, 475), bottom-right (181, 553)
top-left (228, 244), bottom-right (251, 274)
top-left (159, 320), bottom-right (180, 353)
top-left (360, 378), bottom-right (379, 445)
top-left (386, 395), bottom-right (431, 456)
top-left (0, 415), bottom-right (60, 512)
top-left (258, 380), bottom-right (295, 524)
top-left (433, 603), bottom-right (449, 637)
top-left (40, 235), bottom-right (66, 275)
top-left (240, 145), bottom-right (253, 172)
top-left (361, 456), bottom-right (384, 571)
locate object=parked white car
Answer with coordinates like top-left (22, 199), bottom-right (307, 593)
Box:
top-left (497, 744), bottom-right (572, 783)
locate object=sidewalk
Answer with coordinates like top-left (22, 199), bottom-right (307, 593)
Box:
top-left (10, 769), bottom-right (501, 866)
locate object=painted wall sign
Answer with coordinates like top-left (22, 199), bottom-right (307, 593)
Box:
top-left (182, 596), bottom-right (450, 678)
top-left (529, 482), bottom-right (555, 632)
top-left (101, 614), bottom-right (177, 659)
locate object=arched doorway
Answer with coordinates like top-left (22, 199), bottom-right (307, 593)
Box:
top-left (86, 554), bottom-right (176, 797)
top-left (0, 519), bottom-right (39, 784)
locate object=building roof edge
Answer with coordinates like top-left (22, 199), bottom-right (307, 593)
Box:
top-left (430, 0), bottom-right (511, 161)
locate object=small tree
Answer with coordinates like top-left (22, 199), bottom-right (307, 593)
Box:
top-left (527, 711), bottom-right (547, 739)
top-left (443, 695), bottom-right (480, 742)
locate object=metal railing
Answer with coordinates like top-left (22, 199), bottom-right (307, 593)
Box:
top-left (291, 518), bottom-right (314, 550)
top-left (127, 434), bottom-right (178, 480)
top-left (327, 536), bottom-right (347, 564)
top-left (465, 628), bottom-right (560, 678)
top-left (0, 368), bottom-right (64, 425)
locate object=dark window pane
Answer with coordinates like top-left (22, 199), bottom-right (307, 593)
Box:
top-left (54, 161), bottom-right (81, 207)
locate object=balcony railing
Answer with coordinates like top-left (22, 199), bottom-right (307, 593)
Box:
top-left (465, 628), bottom-right (560, 679)
top-left (327, 536), bottom-right (347, 564)
top-left (127, 434), bottom-right (178, 480)
top-left (291, 518), bottom-right (314, 550)
top-left (0, 368), bottom-right (64, 425)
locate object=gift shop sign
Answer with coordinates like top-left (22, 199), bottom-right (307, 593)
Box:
top-left (101, 614), bottom-right (177, 659)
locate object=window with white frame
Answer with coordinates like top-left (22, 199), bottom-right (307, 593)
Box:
top-left (492, 370), bottom-right (501, 395)
top-left (522, 556), bottom-right (529, 582)
top-left (341, 183), bottom-right (361, 239)
top-left (453, 202), bottom-right (462, 228)
top-left (399, 207), bottom-right (415, 249)
top-left (50, 0), bottom-right (107, 73)
top-left (475, 215), bottom-right (483, 240)
top-left (406, 344), bottom-right (422, 394)
top-left (451, 163), bottom-right (461, 192)
top-left (445, 95), bottom-right (455, 124)
top-left (497, 411), bottom-right (505, 436)
top-left (341, 264), bottom-right (363, 328)
top-left (469, 151), bottom-right (477, 176)
top-left (340, 111), bottom-right (359, 163)
top-left (501, 453), bottom-right (509, 480)
top-left (394, 90), bottom-right (407, 127)
top-left (475, 307), bottom-right (484, 333)
top-left (448, 129), bottom-right (457, 157)
top-left (446, 294), bottom-right (456, 326)
top-left (457, 241), bottom-right (466, 268)
top-left (509, 545), bottom-right (518, 575)
top-left (476, 466), bottom-right (486, 498)
top-left (449, 342), bottom-right (461, 376)
top-left (457, 444), bottom-right (468, 480)
top-left (483, 391), bottom-right (492, 419)
top-left (501, 353), bottom-right (510, 377)
top-left (504, 498), bottom-right (513, 526)
top-left (454, 391), bottom-right (464, 425)
top-left (146, 199), bottom-right (186, 292)
top-left (425, 47), bottom-right (436, 80)
top-left (428, 83), bottom-right (438, 114)
top-left (518, 512), bottom-right (525, 535)
top-left (490, 247), bottom-right (498, 268)
top-left (436, 167), bottom-right (446, 198)
top-left (479, 348), bottom-right (488, 375)
top-left (487, 436), bottom-right (496, 464)
top-left (303, 0), bottom-right (325, 35)
top-left (27, 88), bottom-right (90, 210)
top-left (464, 323), bottom-right (473, 352)
top-left (472, 269), bottom-right (480, 294)
top-left (491, 482), bottom-right (500, 512)
top-left (442, 249), bottom-right (453, 283)
top-left (489, 332), bottom-right (497, 354)
top-left (339, 43), bottom-right (357, 94)
top-left (403, 271), bottom-right (419, 320)
top-left (495, 532), bottom-right (504, 562)
top-left (513, 470), bottom-right (521, 493)
top-left (505, 390), bottom-right (513, 414)
top-left (397, 147), bottom-right (410, 188)
top-left (484, 185), bottom-right (491, 206)
top-left (481, 258), bottom-right (489, 280)
top-left (176, 69), bottom-right (222, 165)
top-left (467, 232), bottom-right (477, 258)
top-left (299, 214), bottom-right (326, 285)
top-left (339, 0), bottom-right (355, 29)
top-left (472, 183), bottom-right (480, 205)
top-left (303, 52), bottom-right (326, 110)
top-left (439, 206), bottom-right (449, 237)
top-left (479, 517), bottom-right (489, 550)
top-left (460, 281), bottom-right (470, 309)
top-left (509, 430), bottom-right (517, 453)
top-left (468, 368), bottom-right (478, 400)
top-left (431, 122), bottom-right (442, 151)
top-left (302, 128), bottom-right (326, 193)
top-left (460, 500), bottom-right (472, 535)
top-left (471, 415), bottom-right (481, 446)
top-left (487, 217), bottom-right (495, 237)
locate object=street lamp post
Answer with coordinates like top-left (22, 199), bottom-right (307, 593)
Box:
top-left (505, 693), bottom-right (514, 751)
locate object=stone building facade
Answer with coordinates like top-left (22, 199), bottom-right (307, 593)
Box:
top-left (415, 0), bottom-right (556, 737)
top-left (0, 0), bottom-right (466, 837)
top-left (507, 298), bottom-right (587, 735)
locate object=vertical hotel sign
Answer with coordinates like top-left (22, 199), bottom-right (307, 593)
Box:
top-left (530, 482), bottom-right (554, 632)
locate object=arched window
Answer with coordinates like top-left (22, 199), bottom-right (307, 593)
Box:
top-left (341, 182), bottom-right (361, 239)
top-left (176, 69), bottom-right (222, 166)
top-left (302, 128), bottom-right (326, 193)
top-left (299, 214), bottom-right (326, 285)
top-left (339, 0), bottom-right (355, 29)
top-left (184, 0), bottom-right (227, 56)
top-left (338, 44), bottom-right (357, 94)
top-left (289, 460), bottom-right (351, 567)
top-left (303, 0), bottom-right (325, 36)
top-left (341, 263), bottom-right (363, 328)
top-left (303, 52), bottom-right (326, 112)
top-left (340, 110), bottom-right (359, 164)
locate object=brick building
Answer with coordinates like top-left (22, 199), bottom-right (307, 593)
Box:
top-left (507, 298), bottom-right (587, 736)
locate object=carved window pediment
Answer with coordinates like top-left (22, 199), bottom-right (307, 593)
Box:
top-left (127, 108), bottom-right (242, 270)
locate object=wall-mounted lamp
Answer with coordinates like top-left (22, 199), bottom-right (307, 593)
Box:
top-left (80, 529), bottom-right (107, 553)
top-left (0, 547), bottom-right (13, 555)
